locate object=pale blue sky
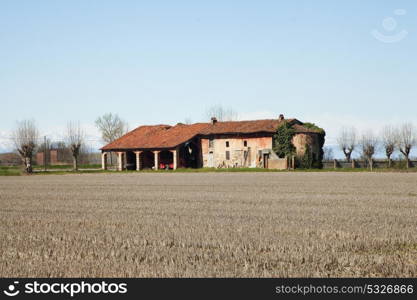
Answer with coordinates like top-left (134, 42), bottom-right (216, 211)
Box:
top-left (1, 1), bottom-right (416, 156)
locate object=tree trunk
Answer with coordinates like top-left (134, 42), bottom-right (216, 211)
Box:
top-left (73, 156), bottom-right (78, 171)
top-left (346, 152), bottom-right (351, 163)
top-left (406, 156), bottom-right (410, 169)
top-left (369, 158), bottom-right (373, 171)
top-left (387, 156), bottom-right (392, 168)
top-left (25, 156), bottom-right (33, 174)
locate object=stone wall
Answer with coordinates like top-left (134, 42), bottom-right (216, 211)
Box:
top-left (292, 133), bottom-right (321, 160)
top-left (268, 156), bottom-right (289, 169)
top-left (201, 136), bottom-right (272, 168)
top-left (201, 132), bottom-right (322, 169)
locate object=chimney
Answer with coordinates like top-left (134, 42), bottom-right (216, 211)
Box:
top-left (211, 117), bottom-right (217, 125)
top-left (278, 114), bottom-right (285, 121)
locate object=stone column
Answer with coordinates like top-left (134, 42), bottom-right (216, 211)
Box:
top-left (117, 152), bottom-right (123, 171)
top-left (101, 152), bottom-right (107, 170)
top-left (170, 149), bottom-right (178, 170)
top-left (135, 151), bottom-right (142, 171)
top-left (153, 151), bottom-right (160, 170)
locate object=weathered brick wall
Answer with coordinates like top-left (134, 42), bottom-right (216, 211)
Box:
top-left (201, 132), bottom-right (322, 169)
top-left (36, 152), bottom-right (44, 165)
top-left (50, 150), bottom-right (58, 165)
top-left (0, 153), bottom-right (21, 166)
top-left (268, 157), bottom-right (288, 169)
top-left (201, 136), bottom-right (272, 168)
top-left (292, 133), bottom-right (321, 159)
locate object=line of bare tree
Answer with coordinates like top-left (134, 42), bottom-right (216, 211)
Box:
top-left (12, 113), bottom-right (129, 173)
top-left (12, 120), bottom-right (86, 173)
top-left (337, 122), bottom-right (417, 169)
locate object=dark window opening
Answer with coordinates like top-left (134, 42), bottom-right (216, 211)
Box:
top-left (226, 151), bottom-right (230, 160)
top-left (226, 141), bottom-right (229, 147)
top-left (209, 138), bottom-right (214, 148)
top-left (244, 140), bottom-right (247, 147)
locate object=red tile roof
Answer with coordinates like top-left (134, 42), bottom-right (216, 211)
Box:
top-left (199, 119), bottom-right (298, 135)
top-left (101, 123), bottom-right (210, 150)
top-left (101, 119), bottom-right (319, 150)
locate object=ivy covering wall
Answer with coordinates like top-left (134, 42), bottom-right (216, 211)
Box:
top-left (272, 121), bottom-right (296, 158)
top-left (273, 121), bottom-right (326, 169)
top-left (299, 123), bottom-right (326, 168)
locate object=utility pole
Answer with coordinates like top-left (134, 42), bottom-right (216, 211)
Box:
top-left (44, 136), bottom-right (47, 172)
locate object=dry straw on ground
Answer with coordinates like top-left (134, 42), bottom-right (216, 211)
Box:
top-left (0, 172), bottom-right (416, 277)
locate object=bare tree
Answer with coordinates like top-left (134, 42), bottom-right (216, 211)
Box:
top-left (95, 113), bottom-right (128, 143)
top-left (360, 130), bottom-right (378, 171)
top-left (66, 122), bottom-right (84, 171)
top-left (381, 125), bottom-right (397, 168)
top-left (323, 146), bottom-right (334, 161)
top-left (12, 120), bottom-right (39, 173)
top-left (95, 113), bottom-right (128, 165)
top-left (337, 127), bottom-right (357, 162)
top-left (205, 105), bottom-right (237, 121)
top-left (396, 122), bottom-right (416, 169)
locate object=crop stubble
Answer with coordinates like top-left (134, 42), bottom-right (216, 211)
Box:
top-left (0, 172), bottom-right (416, 277)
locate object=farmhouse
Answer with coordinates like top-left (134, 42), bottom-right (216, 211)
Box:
top-left (100, 115), bottom-right (323, 170)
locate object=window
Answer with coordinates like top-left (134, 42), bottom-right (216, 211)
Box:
top-left (226, 151), bottom-right (230, 160)
top-left (209, 138), bottom-right (214, 148)
top-left (243, 140), bottom-right (247, 147)
top-left (226, 141), bottom-right (229, 147)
